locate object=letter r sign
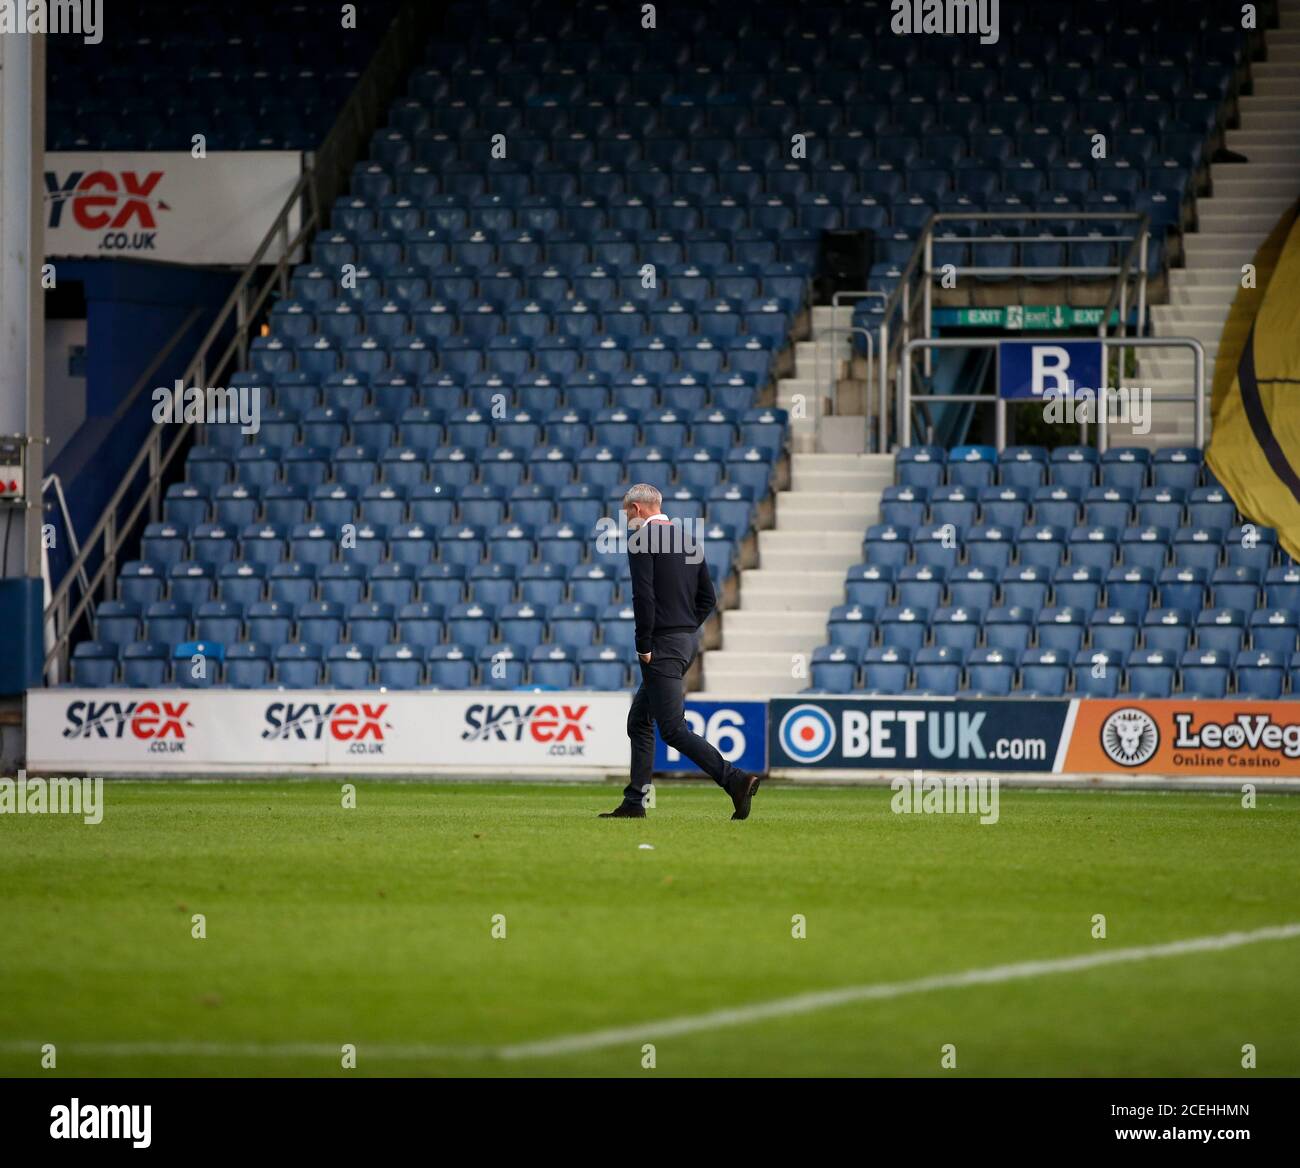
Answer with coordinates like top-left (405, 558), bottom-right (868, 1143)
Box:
top-left (998, 340), bottom-right (1102, 400)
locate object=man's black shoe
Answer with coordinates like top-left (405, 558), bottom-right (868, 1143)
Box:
top-left (729, 772), bottom-right (762, 821)
top-left (599, 803), bottom-right (646, 818)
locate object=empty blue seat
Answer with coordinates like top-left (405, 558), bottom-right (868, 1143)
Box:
top-left (1128, 649), bottom-right (1176, 698)
top-left (1266, 566), bottom-right (1300, 610)
top-left (1050, 446), bottom-right (1098, 490)
top-left (326, 643), bottom-right (375, 688)
top-left (845, 563), bottom-right (895, 609)
top-left (1016, 524), bottom-right (1067, 570)
top-left (1083, 485), bottom-right (1133, 528)
top-left (896, 445), bottom-right (945, 489)
top-left (121, 641), bottom-right (170, 688)
top-left (1020, 648), bottom-right (1069, 696)
top-left (946, 445), bottom-right (997, 489)
top-left (1089, 607), bottom-right (1141, 653)
top-left (1211, 565), bottom-right (1262, 611)
top-left (1034, 485), bottom-right (1082, 527)
top-left (983, 606), bottom-right (1034, 654)
top-left (861, 646), bottom-right (911, 693)
top-left (1180, 649), bottom-right (1231, 698)
top-left (1142, 608), bottom-right (1195, 654)
top-left (876, 604), bottom-right (929, 653)
top-left (1187, 485), bottom-right (1237, 528)
top-left (95, 600), bottom-right (142, 647)
top-left (966, 647), bottom-right (1017, 696)
top-left (1172, 525), bottom-right (1224, 571)
top-left (276, 643), bottom-right (324, 687)
top-left (580, 644), bottom-right (634, 690)
top-left (1100, 447), bottom-right (1151, 493)
top-left (914, 646), bottom-right (964, 695)
top-left (828, 603), bottom-right (876, 652)
top-left (1050, 564), bottom-right (1102, 608)
top-left (1037, 606), bottom-right (1087, 653)
top-left (372, 643), bottom-right (423, 689)
top-left (1235, 649), bottom-right (1286, 700)
top-left (980, 485), bottom-right (1030, 528)
top-left (811, 644), bottom-right (860, 693)
top-left (1152, 447), bottom-right (1203, 491)
top-left (299, 600), bottom-right (345, 646)
top-left (878, 483), bottom-right (930, 522)
top-left (1195, 608), bottom-right (1247, 654)
top-left (1250, 609), bottom-right (1300, 655)
top-left (1073, 648), bottom-right (1124, 697)
top-left (998, 564), bottom-right (1050, 608)
top-left (174, 640), bottom-right (224, 689)
top-left (998, 446), bottom-right (1048, 490)
top-left (1106, 565), bottom-right (1155, 611)
top-left (930, 607), bottom-right (981, 653)
top-left (71, 641), bottom-right (118, 687)
top-left (863, 523), bottom-right (912, 570)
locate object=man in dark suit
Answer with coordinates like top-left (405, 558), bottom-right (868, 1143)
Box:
top-left (599, 484), bottom-right (762, 820)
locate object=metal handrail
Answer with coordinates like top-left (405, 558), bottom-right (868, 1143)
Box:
top-left (40, 3), bottom-right (426, 682)
top-left (898, 336), bottom-right (1206, 451)
top-left (818, 291), bottom-right (885, 450)
top-left (870, 210), bottom-right (1152, 454)
top-left (1098, 220), bottom-right (1152, 396)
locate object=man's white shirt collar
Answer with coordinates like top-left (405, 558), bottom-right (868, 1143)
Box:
top-left (643, 512), bottom-right (670, 523)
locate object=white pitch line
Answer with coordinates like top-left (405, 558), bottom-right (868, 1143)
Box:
top-left (5, 922), bottom-right (1298, 1064)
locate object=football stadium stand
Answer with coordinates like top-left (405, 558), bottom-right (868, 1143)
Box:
top-left (47, 0), bottom-right (1300, 700)
top-left (47, 0), bottom-right (399, 150)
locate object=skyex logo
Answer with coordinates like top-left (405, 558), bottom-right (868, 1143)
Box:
top-left (462, 703), bottom-right (591, 755)
top-left (50, 1099), bottom-right (150, 1148)
top-left (263, 702), bottom-right (390, 751)
top-left (63, 700), bottom-right (190, 752)
top-left (44, 169), bottom-right (168, 252)
top-left (779, 704), bottom-right (837, 763)
top-left (1100, 707), bottom-right (1160, 767)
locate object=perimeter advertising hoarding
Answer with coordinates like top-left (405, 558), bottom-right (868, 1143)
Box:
top-left (770, 697), bottom-right (1071, 771)
top-left (26, 689), bottom-right (633, 773)
top-left (653, 698), bottom-right (768, 773)
top-left (1063, 699), bottom-right (1300, 777)
top-left (770, 697), bottom-right (1300, 778)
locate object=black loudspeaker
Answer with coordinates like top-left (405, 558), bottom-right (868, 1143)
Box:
top-left (817, 229), bottom-right (875, 299)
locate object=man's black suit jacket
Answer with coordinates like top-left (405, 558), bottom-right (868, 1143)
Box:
top-left (627, 518), bottom-right (715, 655)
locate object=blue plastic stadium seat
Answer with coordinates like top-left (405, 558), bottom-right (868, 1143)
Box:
top-left (1073, 648), bottom-right (1125, 697)
top-left (1127, 649), bottom-right (1176, 698)
top-left (1235, 650), bottom-right (1286, 700)
top-left (862, 646), bottom-right (911, 693)
top-left (71, 642), bottom-right (119, 687)
top-left (966, 647), bottom-right (1017, 696)
top-left (121, 642), bottom-right (170, 688)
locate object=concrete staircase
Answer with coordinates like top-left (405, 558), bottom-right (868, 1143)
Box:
top-left (701, 453), bottom-right (891, 695)
top-left (775, 305), bottom-right (871, 454)
top-left (1136, 5), bottom-right (1300, 446)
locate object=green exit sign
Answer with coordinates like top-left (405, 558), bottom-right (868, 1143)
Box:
top-left (939, 306), bottom-right (1114, 330)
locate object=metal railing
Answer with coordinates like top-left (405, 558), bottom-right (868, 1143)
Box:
top-left (847, 211), bottom-right (1152, 454)
top-left (816, 290), bottom-right (884, 451)
top-left (898, 336), bottom-right (1205, 451)
top-left (40, 3), bottom-right (426, 684)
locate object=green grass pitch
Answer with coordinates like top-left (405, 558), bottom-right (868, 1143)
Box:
top-left (2, 780), bottom-right (1299, 1077)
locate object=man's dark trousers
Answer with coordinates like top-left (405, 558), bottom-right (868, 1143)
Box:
top-left (622, 629), bottom-right (744, 807)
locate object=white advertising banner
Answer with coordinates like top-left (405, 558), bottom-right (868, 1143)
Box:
top-left (26, 689), bottom-right (634, 776)
top-left (44, 152), bottom-right (303, 264)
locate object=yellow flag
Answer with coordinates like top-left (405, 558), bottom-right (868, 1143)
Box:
top-left (1206, 206), bottom-right (1300, 562)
